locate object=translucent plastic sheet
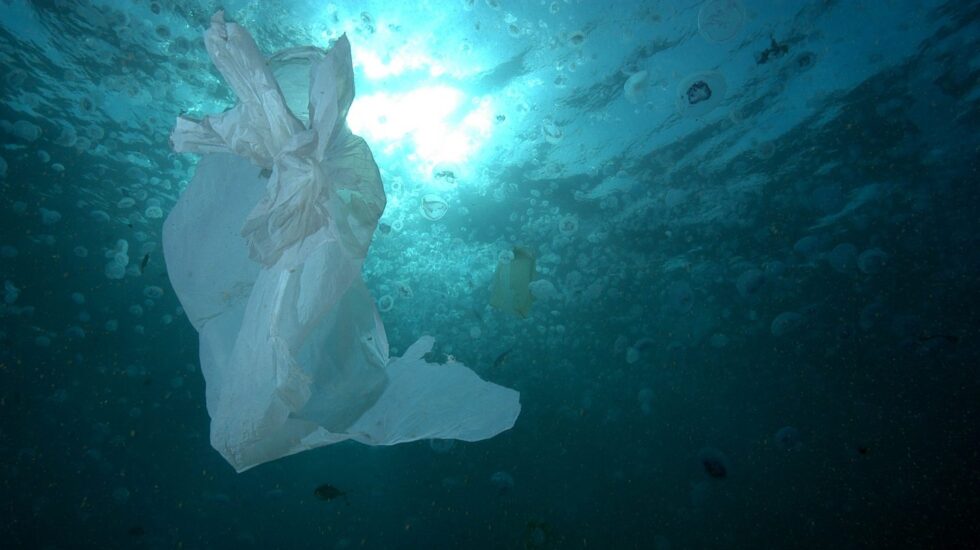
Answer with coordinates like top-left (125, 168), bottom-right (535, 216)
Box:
top-left (163, 12), bottom-right (519, 472)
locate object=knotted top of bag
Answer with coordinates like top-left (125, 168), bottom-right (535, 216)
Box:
top-left (171, 12), bottom-right (382, 267)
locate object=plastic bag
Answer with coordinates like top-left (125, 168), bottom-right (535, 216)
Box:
top-left (163, 12), bottom-right (520, 472)
top-left (490, 247), bottom-right (535, 318)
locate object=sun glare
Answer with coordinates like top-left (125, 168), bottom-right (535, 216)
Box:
top-left (348, 85), bottom-right (494, 179)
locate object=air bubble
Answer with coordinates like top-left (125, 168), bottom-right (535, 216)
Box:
top-left (697, 0), bottom-right (745, 43)
top-left (419, 194), bottom-right (449, 221)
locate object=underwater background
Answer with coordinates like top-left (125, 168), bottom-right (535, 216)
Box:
top-left (2, 0), bottom-right (979, 548)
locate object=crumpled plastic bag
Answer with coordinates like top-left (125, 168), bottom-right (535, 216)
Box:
top-left (163, 12), bottom-right (520, 472)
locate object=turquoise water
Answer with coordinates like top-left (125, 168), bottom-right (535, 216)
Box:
top-left (2, 0), bottom-right (979, 548)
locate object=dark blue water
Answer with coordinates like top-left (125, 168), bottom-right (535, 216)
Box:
top-left (2, 0), bottom-right (979, 548)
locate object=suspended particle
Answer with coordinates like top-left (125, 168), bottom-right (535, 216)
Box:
top-left (676, 71), bottom-right (727, 119)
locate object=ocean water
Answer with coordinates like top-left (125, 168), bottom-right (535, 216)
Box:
top-left (1, 0), bottom-right (979, 548)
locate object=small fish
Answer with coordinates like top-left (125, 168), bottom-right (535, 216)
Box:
top-left (313, 484), bottom-right (348, 505)
top-left (493, 348), bottom-right (513, 369)
top-left (139, 253), bottom-right (150, 274)
top-left (127, 526), bottom-right (145, 537)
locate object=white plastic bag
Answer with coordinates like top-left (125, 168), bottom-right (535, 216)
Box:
top-left (164, 12), bottom-right (520, 472)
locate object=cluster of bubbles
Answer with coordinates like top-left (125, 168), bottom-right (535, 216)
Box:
top-left (104, 239), bottom-right (130, 280)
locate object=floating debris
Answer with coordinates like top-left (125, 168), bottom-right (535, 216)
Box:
top-left (698, 447), bottom-right (730, 479)
top-left (313, 483), bottom-right (348, 504)
top-left (756, 36), bottom-right (789, 65)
